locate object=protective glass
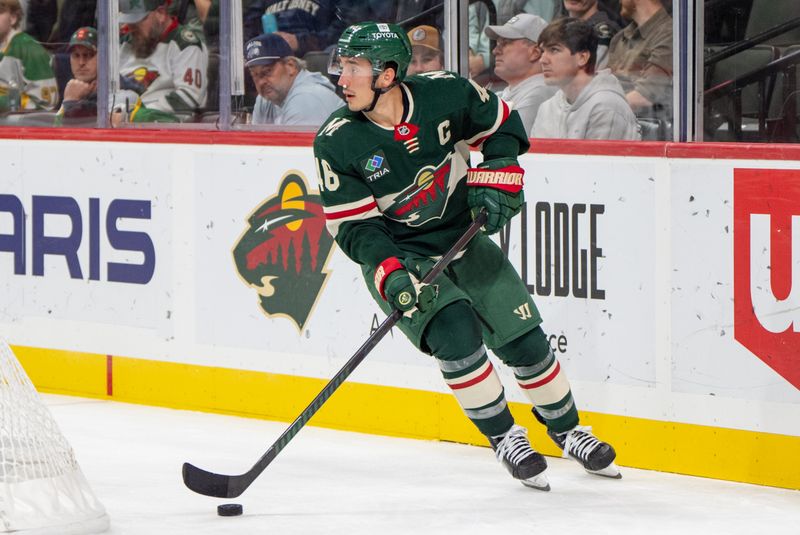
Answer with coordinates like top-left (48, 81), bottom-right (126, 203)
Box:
top-left (327, 49), bottom-right (384, 79)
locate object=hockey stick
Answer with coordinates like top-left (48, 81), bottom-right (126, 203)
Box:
top-left (182, 210), bottom-right (488, 498)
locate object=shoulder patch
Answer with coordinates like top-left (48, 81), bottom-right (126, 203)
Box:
top-left (182, 29), bottom-right (199, 44)
top-left (594, 22), bottom-right (613, 39)
top-left (171, 25), bottom-right (205, 49)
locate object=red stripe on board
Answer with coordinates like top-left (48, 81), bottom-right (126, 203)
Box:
top-left (529, 138), bottom-right (667, 157)
top-left (449, 364), bottom-right (494, 390)
top-left (0, 126), bottom-right (317, 147)
top-left (325, 200), bottom-right (377, 220)
top-left (2, 127), bottom-right (800, 160)
top-left (106, 355), bottom-right (113, 397)
top-left (519, 362), bottom-right (561, 390)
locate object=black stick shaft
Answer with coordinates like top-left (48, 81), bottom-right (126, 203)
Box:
top-left (183, 211), bottom-right (487, 498)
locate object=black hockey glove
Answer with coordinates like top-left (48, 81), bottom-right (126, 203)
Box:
top-left (466, 157), bottom-right (525, 235)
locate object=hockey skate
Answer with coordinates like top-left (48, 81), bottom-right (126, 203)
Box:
top-left (489, 425), bottom-right (550, 491)
top-left (548, 425), bottom-right (622, 479)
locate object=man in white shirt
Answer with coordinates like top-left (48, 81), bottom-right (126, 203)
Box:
top-left (485, 14), bottom-right (557, 135)
top-left (245, 33), bottom-right (343, 126)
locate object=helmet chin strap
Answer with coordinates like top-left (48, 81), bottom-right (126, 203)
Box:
top-left (364, 74), bottom-right (399, 113)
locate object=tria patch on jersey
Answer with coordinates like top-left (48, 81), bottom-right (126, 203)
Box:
top-left (360, 150), bottom-right (392, 182)
top-left (383, 153), bottom-right (453, 226)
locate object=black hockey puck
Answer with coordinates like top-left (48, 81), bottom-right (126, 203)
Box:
top-left (217, 503), bottom-right (243, 517)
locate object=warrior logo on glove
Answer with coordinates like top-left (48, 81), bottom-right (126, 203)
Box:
top-left (233, 172), bottom-right (336, 332)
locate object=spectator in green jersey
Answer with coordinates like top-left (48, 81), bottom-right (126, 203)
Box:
top-left (0, 0), bottom-right (58, 111)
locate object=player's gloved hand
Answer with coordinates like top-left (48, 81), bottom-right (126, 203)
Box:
top-left (374, 257), bottom-right (437, 313)
top-left (466, 157), bottom-right (525, 235)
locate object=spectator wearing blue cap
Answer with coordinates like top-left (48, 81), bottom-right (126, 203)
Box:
top-left (245, 33), bottom-right (343, 127)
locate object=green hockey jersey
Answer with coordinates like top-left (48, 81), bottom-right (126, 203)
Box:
top-left (0, 30), bottom-right (58, 111)
top-left (313, 71), bottom-right (530, 270)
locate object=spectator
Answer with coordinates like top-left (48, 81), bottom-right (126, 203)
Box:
top-left (245, 33), bottom-right (342, 126)
top-left (562, 0), bottom-right (620, 68)
top-left (47, 0), bottom-right (96, 45)
top-left (485, 14), bottom-right (556, 134)
top-left (607, 0), bottom-right (672, 115)
top-left (243, 0), bottom-right (350, 58)
top-left (407, 24), bottom-right (443, 75)
top-left (24, 0), bottom-right (56, 43)
top-left (469, 0), bottom-right (561, 78)
top-left (55, 25), bottom-right (97, 122)
top-left (0, 0), bottom-right (58, 111)
top-left (532, 17), bottom-right (639, 139)
top-left (117, 0), bottom-right (208, 116)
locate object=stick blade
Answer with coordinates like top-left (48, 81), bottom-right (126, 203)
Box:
top-left (182, 462), bottom-right (241, 498)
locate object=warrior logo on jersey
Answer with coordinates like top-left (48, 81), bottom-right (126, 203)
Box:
top-left (233, 172), bottom-right (335, 332)
top-left (384, 153), bottom-right (453, 226)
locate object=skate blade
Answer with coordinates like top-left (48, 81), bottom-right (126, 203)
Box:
top-left (521, 473), bottom-right (551, 491)
top-left (586, 462), bottom-right (622, 479)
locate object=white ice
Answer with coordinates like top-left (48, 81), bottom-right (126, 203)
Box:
top-left (46, 394), bottom-right (799, 535)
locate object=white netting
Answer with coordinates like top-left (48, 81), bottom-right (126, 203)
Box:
top-left (0, 338), bottom-right (109, 534)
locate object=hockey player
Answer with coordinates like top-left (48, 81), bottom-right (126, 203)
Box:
top-left (117, 0), bottom-right (208, 117)
top-left (313, 22), bottom-right (620, 490)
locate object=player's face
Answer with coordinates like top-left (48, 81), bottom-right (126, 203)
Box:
top-left (540, 41), bottom-right (584, 87)
top-left (492, 37), bottom-right (540, 84)
top-left (249, 60), bottom-right (295, 104)
top-left (408, 46), bottom-right (443, 75)
top-left (70, 46), bottom-right (97, 83)
top-left (0, 10), bottom-right (17, 42)
top-left (336, 56), bottom-right (377, 112)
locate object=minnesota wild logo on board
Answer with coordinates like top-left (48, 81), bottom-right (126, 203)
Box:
top-left (233, 172), bottom-right (335, 332)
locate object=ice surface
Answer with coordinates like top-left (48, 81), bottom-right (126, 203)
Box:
top-left (45, 395), bottom-right (800, 534)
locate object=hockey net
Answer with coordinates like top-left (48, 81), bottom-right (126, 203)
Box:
top-left (0, 338), bottom-right (109, 534)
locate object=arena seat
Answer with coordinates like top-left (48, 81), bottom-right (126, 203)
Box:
top-left (704, 45), bottom-right (780, 141)
top-left (745, 0), bottom-right (800, 47)
top-left (769, 45), bottom-right (800, 141)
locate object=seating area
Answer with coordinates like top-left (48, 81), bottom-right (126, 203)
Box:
top-left (703, 0), bottom-right (800, 142)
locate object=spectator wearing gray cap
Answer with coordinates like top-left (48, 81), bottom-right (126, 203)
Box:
top-left (486, 13), bottom-right (557, 135)
top-left (468, 1), bottom-right (560, 78)
top-left (245, 33), bottom-right (343, 127)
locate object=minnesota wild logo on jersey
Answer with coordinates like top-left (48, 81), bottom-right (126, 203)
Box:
top-left (382, 153), bottom-right (452, 226)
